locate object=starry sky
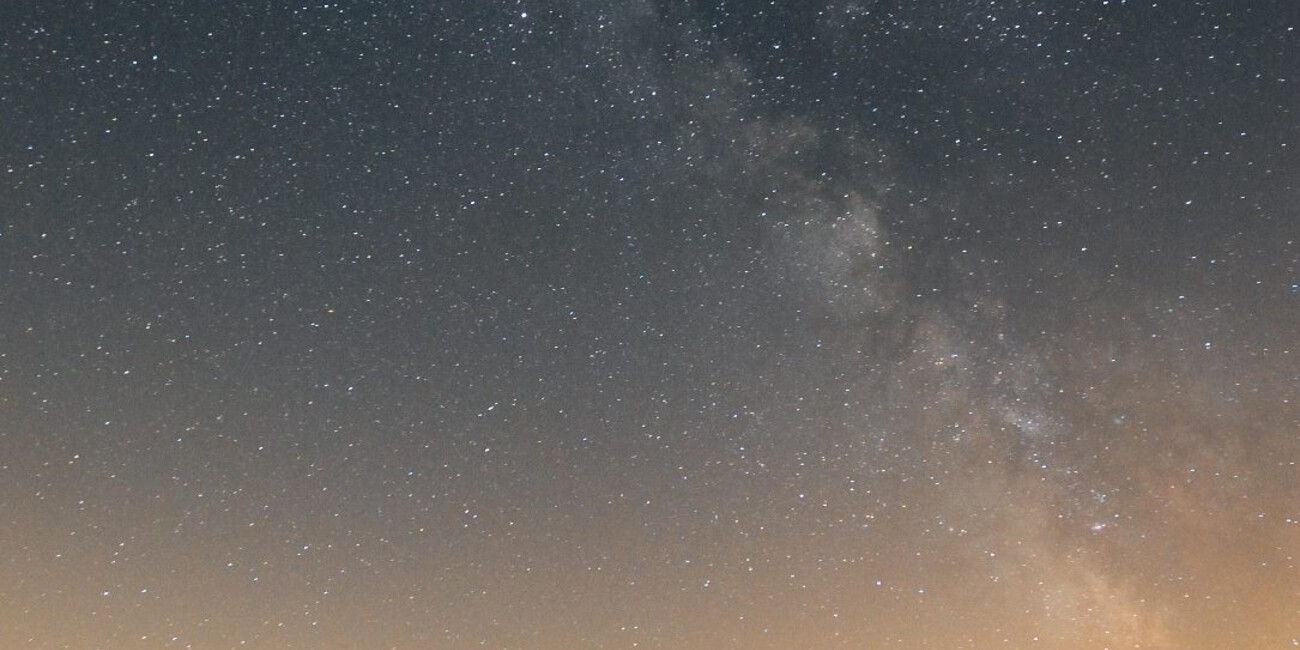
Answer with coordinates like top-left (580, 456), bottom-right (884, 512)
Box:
top-left (1, 1), bottom-right (1298, 648)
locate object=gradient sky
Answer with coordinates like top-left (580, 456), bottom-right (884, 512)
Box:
top-left (2, 1), bottom-right (1298, 648)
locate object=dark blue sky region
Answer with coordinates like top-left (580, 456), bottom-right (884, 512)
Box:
top-left (1, 2), bottom-right (1297, 648)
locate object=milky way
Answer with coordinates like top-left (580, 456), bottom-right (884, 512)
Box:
top-left (2, 2), bottom-right (1297, 648)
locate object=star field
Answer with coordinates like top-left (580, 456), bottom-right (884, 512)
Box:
top-left (1, 1), bottom-right (1298, 648)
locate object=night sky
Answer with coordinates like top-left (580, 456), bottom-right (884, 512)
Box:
top-left (2, 1), bottom-right (1298, 648)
